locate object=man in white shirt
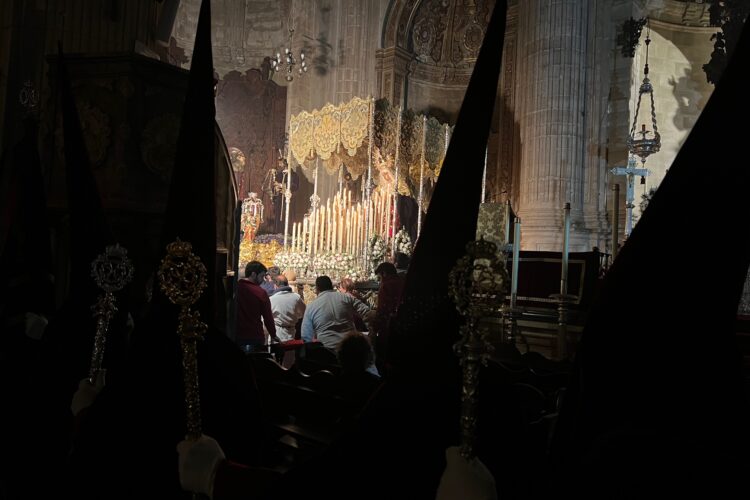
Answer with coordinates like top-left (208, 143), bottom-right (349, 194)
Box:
top-left (301, 275), bottom-right (372, 351)
top-left (269, 275), bottom-right (306, 341)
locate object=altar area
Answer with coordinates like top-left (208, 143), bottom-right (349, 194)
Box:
top-left (239, 96), bottom-right (452, 281)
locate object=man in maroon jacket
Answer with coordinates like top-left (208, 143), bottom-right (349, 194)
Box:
top-left (237, 261), bottom-right (279, 352)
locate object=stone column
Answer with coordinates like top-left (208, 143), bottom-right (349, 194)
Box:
top-left (516, 0), bottom-right (588, 251)
top-left (580, 0), bottom-right (614, 251)
top-left (494, 2), bottom-right (520, 207)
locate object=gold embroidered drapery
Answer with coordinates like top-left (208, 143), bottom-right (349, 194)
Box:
top-left (288, 96), bottom-right (452, 198)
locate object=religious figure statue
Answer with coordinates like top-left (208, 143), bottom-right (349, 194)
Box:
top-left (241, 192), bottom-right (264, 243)
top-left (262, 152), bottom-right (298, 233)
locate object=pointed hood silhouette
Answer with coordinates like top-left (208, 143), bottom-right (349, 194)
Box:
top-left (68, 4), bottom-right (266, 498)
top-left (277, 4), bottom-right (511, 500)
top-left (0, 118), bottom-right (54, 318)
top-left (156, 0), bottom-right (217, 324)
top-left (550, 19), bottom-right (750, 497)
top-left (58, 45), bottom-right (117, 305)
top-left (387, 0), bottom-right (508, 377)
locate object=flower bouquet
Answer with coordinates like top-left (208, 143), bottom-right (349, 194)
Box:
top-left (367, 234), bottom-right (387, 270)
top-left (393, 226), bottom-right (412, 256)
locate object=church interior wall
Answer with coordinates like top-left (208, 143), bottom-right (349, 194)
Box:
top-left (0, 0), bottom-right (731, 259)
top-left (627, 19), bottom-right (714, 222)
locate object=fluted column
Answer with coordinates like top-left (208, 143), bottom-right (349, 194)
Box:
top-left (580, 0), bottom-right (614, 251)
top-left (516, 0), bottom-right (588, 251)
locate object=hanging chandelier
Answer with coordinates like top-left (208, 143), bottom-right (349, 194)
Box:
top-left (270, 20), bottom-right (308, 82)
top-left (626, 18), bottom-right (660, 165)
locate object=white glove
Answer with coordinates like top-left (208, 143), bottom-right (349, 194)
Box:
top-left (177, 434), bottom-right (226, 499)
top-left (435, 446), bottom-right (497, 500)
top-left (70, 371), bottom-right (105, 416)
top-left (24, 312), bottom-right (48, 340)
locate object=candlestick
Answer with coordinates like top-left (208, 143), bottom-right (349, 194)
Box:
top-left (511, 217), bottom-right (521, 308)
top-left (481, 145), bottom-right (488, 204)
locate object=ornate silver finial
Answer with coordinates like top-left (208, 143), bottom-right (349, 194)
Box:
top-left (158, 239), bottom-right (207, 439)
top-left (19, 81), bottom-right (39, 114)
top-left (90, 244), bottom-right (135, 293)
top-left (88, 244), bottom-right (134, 383)
top-left (448, 237), bottom-right (509, 459)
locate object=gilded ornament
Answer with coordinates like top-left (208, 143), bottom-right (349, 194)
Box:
top-left (158, 239), bottom-right (208, 438)
top-left (448, 237), bottom-right (509, 459)
top-left (88, 244), bottom-right (134, 383)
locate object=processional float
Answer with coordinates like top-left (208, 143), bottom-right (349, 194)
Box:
top-left (271, 96), bottom-right (453, 281)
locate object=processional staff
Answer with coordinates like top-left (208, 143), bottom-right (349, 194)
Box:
top-left (88, 244), bottom-right (134, 383)
top-left (610, 155), bottom-right (649, 239)
top-left (481, 145), bottom-right (488, 204)
top-left (417, 115), bottom-right (427, 236)
top-left (390, 107), bottom-right (403, 260)
top-left (364, 97), bottom-right (375, 270)
top-left (550, 203), bottom-right (575, 360)
top-left (612, 183), bottom-right (620, 260)
top-left (310, 157), bottom-right (321, 257)
top-left (502, 207), bottom-right (523, 345)
top-left (283, 140), bottom-right (293, 249)
top-left (158, 240), bottom-right (208, 440)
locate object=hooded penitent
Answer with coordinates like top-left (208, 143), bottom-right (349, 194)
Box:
top-left (67, 2), bottom-right (265, 498)
top-left (386, 0), bottom-right (508, 377)
top-left (58, 45), bottom-right (118, 306)
top-left (270, 3), bottom-right (511, 499)
top-left (0, 118), bottom-right (54, 320)
top-left (550, 18), bottom-right (750, 498)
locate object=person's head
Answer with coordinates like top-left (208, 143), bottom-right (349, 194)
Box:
top-left (337, 332), bottom-right (374, 373)
top-left (339, 277), bottom-right (355, 294)
top-left (395, 252), bottom-right (411, 271)
top-left (315, 275), bottom-right (334, 293)
top-left (374, 262), bottom-right (397, 280)
top-left (283, 269), bottom-right (297, 283)
top-left (275, 275), bottom-right (289, 288)
top-left (245, 261), bottom-right (267, 284)
top-left (266, 266), bottom-right (281, 282)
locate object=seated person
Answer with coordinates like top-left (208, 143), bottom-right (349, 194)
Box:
top-left (335, 332), bottom-right (382, 405)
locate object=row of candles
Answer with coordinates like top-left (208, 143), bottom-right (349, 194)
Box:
top-left (289, 187), bottom-right (393, 256)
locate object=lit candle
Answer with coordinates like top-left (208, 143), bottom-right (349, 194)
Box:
top-left (346, 207), bottom-right (351, 254)
top-left (318, 205), bottom-right (324, 255)
top-left (339, 212), bottom-right (344, 253)
top-left (292, 223), bottom-right (297, 252)
top-left (327, 198), bottom-right (333, 253)
top-left (333, 210), bottom-right (338, 254)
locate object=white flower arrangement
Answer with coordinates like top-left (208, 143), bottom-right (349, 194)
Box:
top-left (368, 234), bottom-right (387, 268)
top-left (393, 226), bottom-right (412, 256)
top-left (274, 251), bottom-right (311, 275)
top-left (312, 252), bottom-right (365, 281)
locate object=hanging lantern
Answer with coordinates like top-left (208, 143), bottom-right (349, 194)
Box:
top-left (626, 19), bottom-right (660, 164)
